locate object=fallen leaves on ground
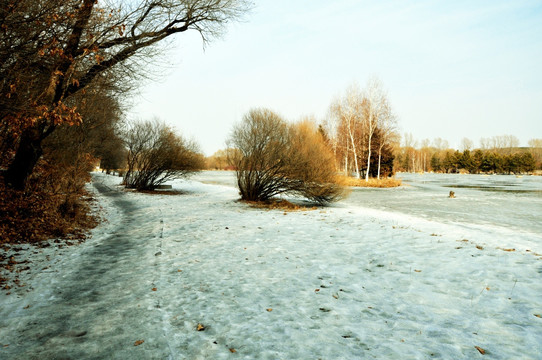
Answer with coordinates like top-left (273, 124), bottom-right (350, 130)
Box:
top-left (0, 177), bottom-right (97, 245)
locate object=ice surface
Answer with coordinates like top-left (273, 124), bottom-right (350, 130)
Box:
top-left (346, 173), bottom-right (542, 235)
top-left (1, 171), bottom-right (541, 359)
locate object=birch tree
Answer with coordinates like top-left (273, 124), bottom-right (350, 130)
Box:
top-left (329, 79), bottom-right (397, 179)
top-left (375, 110), bottom-right (398, 179)
top-left (363, 78), bottom-right (396, 180)
top-left (360, 79), bottom-right (381, 181)
top-left (329, 84), bottom-right (364, 178)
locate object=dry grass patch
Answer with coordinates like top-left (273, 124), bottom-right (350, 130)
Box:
top-left (338, 176), bottom-right (402, 188)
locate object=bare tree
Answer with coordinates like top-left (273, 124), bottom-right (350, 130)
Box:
top-left (329, 85), bottom-right (364, 178)
top-left (227, 108), bottom-right (344, 204)
top-left (123, 119), bottom-right (204, 191)
top-left (400, 133), bottom-right (418, 172)
top-left (479, 137), bottom-right (489, 150)
top-left (42, 84), bottom-right (125, 192)
top-left (2, 0), bottom-right (251, 189)
top-left (206, 149), bottom-right (229, 170)
top-left (528, 138), bottom-right (542, 169)
top-left (480, 135), bottom-right (520, 154)
top-left (501, 135), bottom-right (511, 149)
top-left (460, 138), bottom-right (473, 152)
top-left (370, 81), bottom-right (397, 179)
top-left (505, 135), bottom-right (520, 154)
top-left (361, 77), bottom-right (385, 181)
top-left (329, 79), bottom-right (396, 180)
top-left (527, 139), bottom-right (542, 148)
top-left (433, 137), bottom-right (449, 150)
top-left (418, 138), bottom-right (431, 173)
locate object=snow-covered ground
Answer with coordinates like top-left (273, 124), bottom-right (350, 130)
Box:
top-left (1, 171), bottom-right (541, 359)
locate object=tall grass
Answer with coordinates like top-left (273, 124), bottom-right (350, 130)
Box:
top-left (338, 175), bottom-right (402, 188)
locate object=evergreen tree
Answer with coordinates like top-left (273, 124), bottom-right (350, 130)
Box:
top-left (472, 150), bottom-right (484, 174)
top-left (430, 153), bottom-right (442, 172)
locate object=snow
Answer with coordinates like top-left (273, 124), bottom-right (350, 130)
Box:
top-left (1, 171), bottom-right (541, 359)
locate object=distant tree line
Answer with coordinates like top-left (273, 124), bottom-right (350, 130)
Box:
top-left (395, 134), bottom-right (541, 174)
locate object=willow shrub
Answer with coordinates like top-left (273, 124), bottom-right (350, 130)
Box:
top-left (227, 108), bottom-right (345, 204)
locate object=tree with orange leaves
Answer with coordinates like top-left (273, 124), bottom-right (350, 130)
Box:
top-left (1, 0), bottom-right (251, 189)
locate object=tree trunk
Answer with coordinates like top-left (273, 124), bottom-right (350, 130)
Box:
top-left (348, 132), bottom-right (360, 179)
top-left (365, 133), bottom-right (372, 182)
top-left (344, 141), bottom-right (349, 175)
top-left (4, 128), bottom-right (44, 190)
top-left (377, 150), bottom-right (382, 179)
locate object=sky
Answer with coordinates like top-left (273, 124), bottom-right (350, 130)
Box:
top-left (128, 0), bottom-right (542, 155)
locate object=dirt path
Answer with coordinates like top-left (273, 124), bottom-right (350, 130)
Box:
top-left (0, 178), bottom-right (173, 359)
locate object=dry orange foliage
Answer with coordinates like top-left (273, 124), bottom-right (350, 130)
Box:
top-left (0, 175), bottom-right (97, 245)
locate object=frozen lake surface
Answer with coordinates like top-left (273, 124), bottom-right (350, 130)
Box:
top-left (347, 172), bottom-right (542, 237)
top-left (1, 171), bottom-right (541, 359)
top-left (195, 171), bottom-right (542, 241)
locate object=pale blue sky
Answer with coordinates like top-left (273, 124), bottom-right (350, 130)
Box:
top-left (129, 0), bottom-right (542, 155)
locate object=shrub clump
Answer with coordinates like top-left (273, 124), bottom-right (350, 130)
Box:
top-left (123, 119), bottom-right (204, 191)
top-left (227, 108), bottom-right (345, 204)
